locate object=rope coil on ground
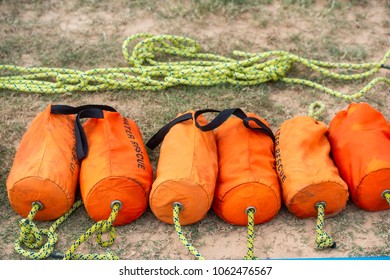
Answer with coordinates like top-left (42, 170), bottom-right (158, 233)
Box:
top-left (0, 33), bottom-right (388, 97)
top-left (315, 202), bottom-right (336, 250)
top-left (173, 203), bottom-right (205, 260)
top-left (14, 200), bottom-right (83, 260)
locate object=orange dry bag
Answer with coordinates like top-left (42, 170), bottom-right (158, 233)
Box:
top-left (6, 105), bottom-right (79, 220)
top-left (275, 116), bottom-right (348, 218)
top-left (75, 107), bottom-right (153, 226)
top-left (275, 115), bottom-right (349, 249)
top-left (6, 104), bottom-right (113, 220)
top-left (146, 110), bottom-right (218, 226)
top-left (194, 108), bottom-right (281, 226)
top-left (328, 102), bottom-right (390, 211)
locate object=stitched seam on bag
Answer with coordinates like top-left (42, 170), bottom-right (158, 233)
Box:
top-left (356, 168), bottom-right (390, 208)
top-left (10, 176), bottom-right (71, 214)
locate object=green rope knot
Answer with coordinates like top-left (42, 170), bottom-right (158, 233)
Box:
top-left (315, 202), bottom-right (336, 250)
top-left (308, 101), bottom-right (326, 120)
top-left (243, 207), bottom-right (259, 260)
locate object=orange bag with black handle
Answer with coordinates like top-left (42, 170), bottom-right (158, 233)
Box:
top-left (75, 107), bottom-right (153, 226)
top-left (6, 104), bottom-right (114, 221)
top-left (328, 102), bottom-right (390, 211)
top-left (275, 116), bottom-right (349, 218)
top-left (146, 110), bottom-right (218, 226)
top-left (275, 115), bottom-right (349, 249)
top-left (194, 108), bottom-right (281, 226)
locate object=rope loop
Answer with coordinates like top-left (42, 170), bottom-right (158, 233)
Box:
top-left (315, 202), bottom-right (336, 250)
top-left (308, 101), bottom-right (326, 120)
top-left (173, 202), bottom-right (205, 260)
top-left (63, 202), bottom-right (121, 260)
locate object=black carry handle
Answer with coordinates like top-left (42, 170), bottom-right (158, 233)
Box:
top-left (51, 104), bottom-right (116, 115)
top-left (146, 112), bottom-right (193, 150)
top-left (195, 108), bottom-right (275, 142)
top-left (74, 108), bottom-right (114, 161)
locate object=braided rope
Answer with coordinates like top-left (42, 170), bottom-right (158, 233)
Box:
top-left (243, 208), bottom-right (259, 260)
top-left (308, 101), bottom-right (326, 121)
top-left (384, 191), bottom-right (390, 206)
top-left (63, 202), bottom-right (121, 260)
top-left (0, 33), bottom-right (388, 97)
top-left (14, 200), bottom-right (83, 260)
top-left (173, 203), bottom-right (205, 260)
top-left (315, 203), bottom-right (336, 250)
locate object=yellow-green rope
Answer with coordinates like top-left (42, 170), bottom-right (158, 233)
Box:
top-left (0, 33), bottom-right (388, 98)
top-left (243, 208), bottom-right (259, 260)
top-left (315, 202), bottom-right (336, 250)
top-left (308, 101), bottom-right (326, 121)
top-left (63, 202), bottom-right (121, 260)
top-left (14, 200), bottom-right (83, 260)
top-left (384, 191), bottom-right (390, 206)
top-left (173, 203), bottom-right (205, 260)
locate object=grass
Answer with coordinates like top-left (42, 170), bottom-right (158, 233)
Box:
top-left (0, 0), bottom-right (389, 260)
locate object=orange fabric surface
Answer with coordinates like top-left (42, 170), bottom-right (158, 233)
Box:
top-left (328, 102), bottom-right (390, 211)
top-left (80, 111), bottom-right (153, 225)
top-left (7, 105), bottom-right (79, 220)
top-left (212, 113), bottom-right (281, 225)
top-left (149, 111), bottom-right (218, 225)
top-left (275, 116), bottom-right (348, 218)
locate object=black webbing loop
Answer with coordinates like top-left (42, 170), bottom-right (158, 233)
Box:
top-left (146, 113), bottom-right (193, 150)
top-left (51, 104), bottom-right (116, 115)
top-left (74, 108), bottom-right (109, 161)
top-left (195, 108), bottom-right (275, 142)
top-left (243, 117), bottom-right (275, 142)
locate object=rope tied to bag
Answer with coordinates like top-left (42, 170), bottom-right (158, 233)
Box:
top-left (0, 33), bottom-right (388, 98)
top-left (315, 202), bottom-right (336, 250)
top-left (243, 207), bottom-right (259, 260)
top-left (63, 201), bottom-right (121, 260)
top-left (14, 200), bottom-right (83, 260)
top-left (173, 202), bottom-right (205, 260)
top-left (383, 191), bottom-right (390, 206)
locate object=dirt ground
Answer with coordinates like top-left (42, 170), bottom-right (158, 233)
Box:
top-left (0, 0), bottom-right (389, 260)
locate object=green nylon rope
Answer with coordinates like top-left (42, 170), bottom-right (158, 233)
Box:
top-left (0, 33), bottom-right (388, 97)
top-left (14, 200), bottom-right (83, 260)
top-left (62, 202), bottom-right (121, 260)
top-left (173, 203), bottom-right (205, 260)
top-left (243, 208), bottom-right (259, 260)
top-left (384, 191), bottom-right (390, 206)
top-left (315, 202), bottom-right (336, 250)
top-left (308, 101), bottom-right (326, 121)
top-left (14, 200), bottom-right (121, 260)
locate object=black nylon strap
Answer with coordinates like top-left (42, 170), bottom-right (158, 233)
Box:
top-left (51, 104), bottom-right (116, 114)
top-left (194, 108), bottom-right (248, 131)
top-left (146, 113), bottom-right (193, 150)
top-left (195, 108), bottom-right (275, 142)
top-left (75, 108), bottom-right (106, 161)
top-left (243, 117), bottom-right (275, 142)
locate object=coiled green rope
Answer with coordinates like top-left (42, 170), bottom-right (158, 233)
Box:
top-left (0, 33), bottom-right (388, 96)
top-left (14, 200), bottom-right (83, 260)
